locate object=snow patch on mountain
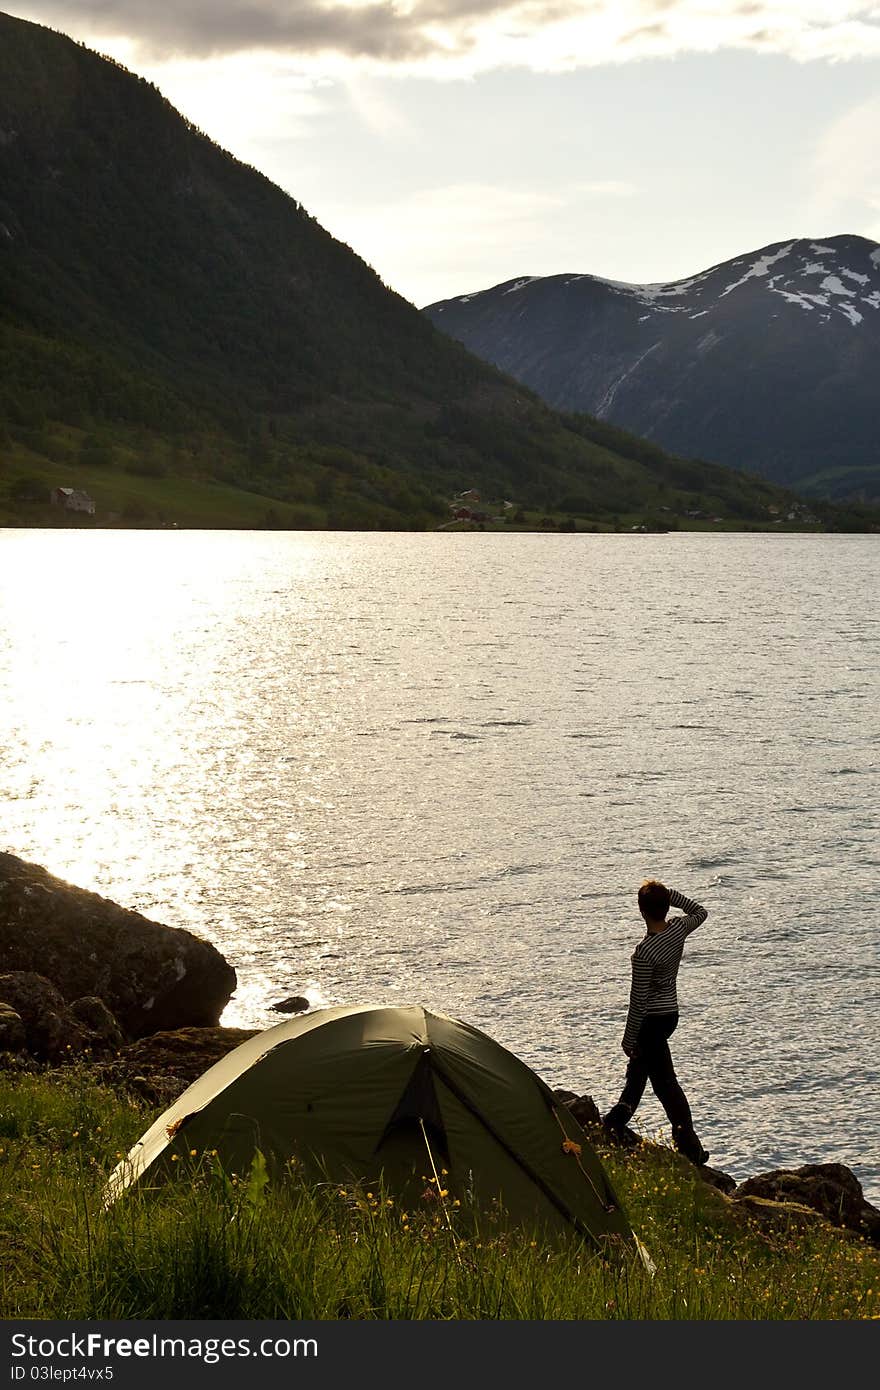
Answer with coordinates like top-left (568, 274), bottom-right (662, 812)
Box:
top-left (774, 290), bottom-right (820, 311)
top-left (821, 275), bottom-right (854, 296)
top-left (448, 284), bottom-right (498, 307)
top-left (770, 280), bottom-right (866, 325)
top-left (503, 277), bottom-right (540, 295)
top-left (719, 243), bottom-right (794, 298)
top-left (586, 265), bottom-right (716, 311)
top-left (840, 268), bottom-right (870, 286)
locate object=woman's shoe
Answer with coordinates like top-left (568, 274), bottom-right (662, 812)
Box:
top-left (602, 1114), bottom-right (641, 1149)
top-left (672, 1126), bottom-right (710, 1166)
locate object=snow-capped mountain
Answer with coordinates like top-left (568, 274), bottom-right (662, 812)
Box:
top-left (425, 236), bottom-right (880, 500)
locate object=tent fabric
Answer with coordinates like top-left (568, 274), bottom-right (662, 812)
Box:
top-left (106, 1004), bottom-right (633, 1250)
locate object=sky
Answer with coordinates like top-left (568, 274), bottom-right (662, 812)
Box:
top-left (7, 2), bottom-right (880, 306)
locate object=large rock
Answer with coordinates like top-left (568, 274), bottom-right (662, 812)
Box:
top-left (114, 1025), bottom-right (259, 1081)
top-left (0, 972), bottom-right (91, 1060)
top-left (735, 1163), bottom-right (880, 1245)
top-left (0, 853), bottom-right (236, 1038)
top-left (99, 1025), bottom-right (260, 1105)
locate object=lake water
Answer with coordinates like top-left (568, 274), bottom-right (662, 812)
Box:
top-left (1, 529), bottom-right (878, 1199)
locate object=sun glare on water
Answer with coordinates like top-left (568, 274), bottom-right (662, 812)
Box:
top-left (1, 530), bottom-right (330, 906)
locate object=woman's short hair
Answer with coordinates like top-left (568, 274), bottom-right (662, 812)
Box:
top-left (638, 879), bottom-right (670, 920)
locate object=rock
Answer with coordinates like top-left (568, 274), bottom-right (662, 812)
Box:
top-left (732, 1193), bottom-right (833, 1238)
top-left (0, 852), bottom-right (236, 1037)
top-left (554, 1089), bottom-right (602, 1129)
top-left (271, 996), bottom-right (310, 1014)
top-left (735, 1163), bottom-right (880, 1245)
top-left (0, 976), bottom-right (127, 1061)
top-left (553, 1088), bottom-right (579, 1105)
top-left (99, 1025), bottom-right (260, 1100)
top-left (69, 996), bottom-right (125, 1050)
top-left (0, 1002), bottom-right (26, 1052)
top-left (0, 972), bottom-right (91, 1060)
top-left (698, 1165), bottom-right (738, 1195)
top-left (554, 1089), bottom-right (644, 1149)
top-left (122, 1072), bottom-right (192, 1108)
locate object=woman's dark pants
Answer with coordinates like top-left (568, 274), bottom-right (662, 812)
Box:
top-left (605, 1013), bottom-right (705, 1160)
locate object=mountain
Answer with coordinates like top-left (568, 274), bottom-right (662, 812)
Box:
top-left (0, 13), bottom-right (854, 531)
top-left (425, 237), bottom-right (880, 503)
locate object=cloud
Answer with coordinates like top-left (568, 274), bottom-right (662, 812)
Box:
top-left (810, 95), bottom-right (880, 240)
top-left (11, 1), bottom-right (880, 72)
top-left (12, 1), bottom-right (437, 62)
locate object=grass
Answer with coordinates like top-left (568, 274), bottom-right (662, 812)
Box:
top-left (0, 434), bottom-right (326, 529)
top-left (1, 1066), bottom-right (878, 1320)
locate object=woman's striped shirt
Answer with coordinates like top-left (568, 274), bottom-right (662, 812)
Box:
top-left (621, 888), bottom-right (708, 1052)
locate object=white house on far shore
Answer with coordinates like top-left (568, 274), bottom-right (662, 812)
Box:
top-left (50, 486), bottom-right (95, 515)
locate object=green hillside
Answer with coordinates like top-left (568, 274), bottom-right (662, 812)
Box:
top-left (0, 12), bottom-right (861, 531)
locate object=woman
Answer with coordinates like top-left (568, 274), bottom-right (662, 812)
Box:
top-left (604, 879), bottom-right (710, 1165)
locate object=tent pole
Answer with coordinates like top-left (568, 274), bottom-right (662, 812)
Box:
top-left (419, 1117), bottom-right (463, 1264)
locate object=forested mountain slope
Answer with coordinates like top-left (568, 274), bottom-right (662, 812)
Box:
top-left (0, 12), bottom-right (847, 529)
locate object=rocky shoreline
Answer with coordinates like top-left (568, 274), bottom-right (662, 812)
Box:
top-left (2, 852), bottom-right (878, 1250)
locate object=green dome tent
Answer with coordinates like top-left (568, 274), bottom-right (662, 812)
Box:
top-left (106, 1004), bottom-right (633, 1251)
